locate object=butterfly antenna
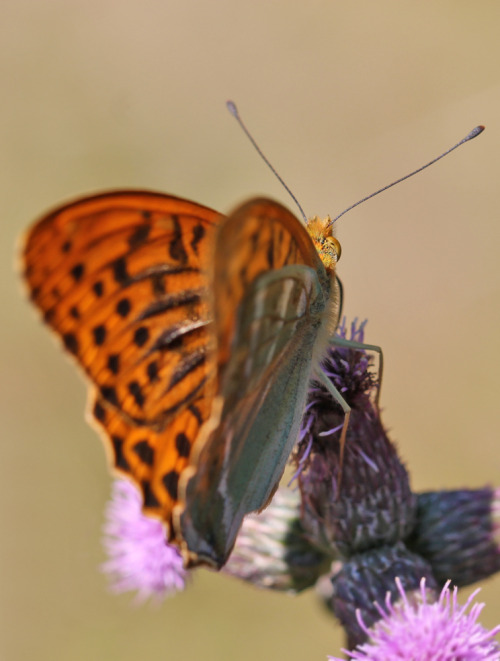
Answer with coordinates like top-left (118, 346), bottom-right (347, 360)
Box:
top-left (227, 100), bottom-right (308, 224)
top-left (330, 125), bottom-right (485, 225)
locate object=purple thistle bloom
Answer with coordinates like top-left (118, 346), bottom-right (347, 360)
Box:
top-left (102, 479), bottom-right (187, 601)
top-left (408, 488), bottom-right (500, 587)
top-left (321, 543), bottom-right (437, 649)
top-left (322, 318), bottom-right (376, 399)
top-left (329, 578), bottom-right (500, 661)
top-left (296, 319), bottom-right (500, 649)
top-left (297, 318), bottom-right (416, 557)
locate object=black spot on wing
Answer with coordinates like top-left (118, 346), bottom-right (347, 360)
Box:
top-left (175, 432), bottom-right (191, 458)
top-left (133, 439), bottom-right (155, 466)
top-left (107, 354), bottom-right (120, 375)
top-left (111, 435), bottom-right (130, 470)
top-left (101, 385), bottom-right (119, 407)
top-left (162, 470), bottom-right (179, 500)
top-left (146, 360), bottom-right (159, 382)
top-left (128, 380), bottom-right (145, 408)
top-left (63, 332), bottom-right (79, 355)
top-left (93, 281), bottom-right (104, 297)
top-left (71, 263), bottom-right (84, 282)
top-left (116, 298), bottom-right (131, 318)
top-left (169, 215), bottom-right (188, 264)
top-left (93, 400), bottom-right (107, 423)
top-left (141, 480), bottom-right (160, 508)
top-left (134, 326), bottom-right (149, 347)
top-left (93, 324), bottom-right (106, 346)
top-left (113, 257), bottom-right (129, 284)
top-left (128, 224), bottom-right (151, 249)
top-left (190, 223), bottom-right (205, 255)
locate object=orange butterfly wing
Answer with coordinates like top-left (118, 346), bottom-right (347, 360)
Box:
top-left (22, 191), bottom-right (221, 527)
top-left (212, 198), bottom-right (329, 371)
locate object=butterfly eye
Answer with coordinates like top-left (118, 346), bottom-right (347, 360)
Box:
top-left (324, 236), bottom-right (342, 262)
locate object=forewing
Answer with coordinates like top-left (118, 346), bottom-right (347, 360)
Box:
top-left (178, 198), bottom-right (332, 566)
top-left (213, 198), bottom-right (328, 370)
top-left (22, 191), bottom-right (221, 527)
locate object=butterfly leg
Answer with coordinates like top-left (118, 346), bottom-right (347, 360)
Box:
top-left (313, 368), bottom-right (351, 495)
top-left (329, 336), bottom-right (384, 408)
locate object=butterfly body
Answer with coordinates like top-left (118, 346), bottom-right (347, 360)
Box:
top-left (22, 191), bottom-right (341, 568)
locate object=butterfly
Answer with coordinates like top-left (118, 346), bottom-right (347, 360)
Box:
top-left (22, 190), bottom-right (347, 568)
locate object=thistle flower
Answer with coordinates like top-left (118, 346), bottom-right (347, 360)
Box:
top-left (328, 578), bottom-right (500, 661)
top-left (320, 543), bottom-right (437, 649)
top-left (306, 320), bottom-right (500, 652)
top-left (296, 319), bottom-right (416, 557)
top-left (408, 488), bottom-right (500, 587)
top-left (102, 479), bottom-right (187, 601)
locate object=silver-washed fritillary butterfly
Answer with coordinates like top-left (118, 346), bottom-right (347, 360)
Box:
top-left (22, 190), bottom-right (343, 567)
top-left (21, 106), bottom-right (483, 568)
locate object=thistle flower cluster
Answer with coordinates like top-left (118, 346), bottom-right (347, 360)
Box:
top-left (329, 578), bottom-right (500, 661)
top-left (101, 319), bottom-right (500, 658)
top-left (102, 479), bottom-right (187, 601)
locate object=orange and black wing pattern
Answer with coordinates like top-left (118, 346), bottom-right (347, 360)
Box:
top-left (22, 191), bottom-right (221, 530)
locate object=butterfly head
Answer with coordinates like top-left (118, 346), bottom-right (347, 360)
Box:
top-left (306, 216), bottom-right (342, 274)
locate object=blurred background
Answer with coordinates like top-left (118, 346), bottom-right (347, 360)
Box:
top-left (2, 1), bottom-right (500, 659)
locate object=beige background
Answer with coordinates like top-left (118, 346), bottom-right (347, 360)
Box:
top-left (2, 2), bottom-right (500, 660)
